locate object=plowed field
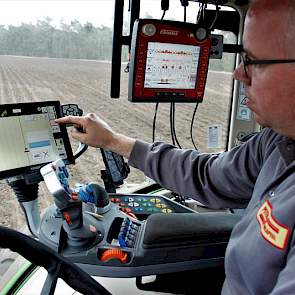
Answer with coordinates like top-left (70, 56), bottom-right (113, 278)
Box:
top-left (0, 55), bottom-right (232, 228)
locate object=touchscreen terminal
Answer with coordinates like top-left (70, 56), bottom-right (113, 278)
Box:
top-left (0, 101), bottom-right (74, 179)
top-left (144, 42), bottom-right (200, 90)
top-left (128, 19), bottom-right (211, 103)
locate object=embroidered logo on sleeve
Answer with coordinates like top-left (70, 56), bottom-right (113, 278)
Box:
top-left (256, 200), bottom-right (290, 250)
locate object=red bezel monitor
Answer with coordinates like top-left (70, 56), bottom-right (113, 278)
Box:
top-left (128, 19), bottom-right (211, 103)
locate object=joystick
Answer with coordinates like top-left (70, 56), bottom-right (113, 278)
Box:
top-left (78, 183), bottom-right (110, 214)
top-left (40, 159), bottom-right (103, 251)
top-left (79, 182), bottom-right (110, 214)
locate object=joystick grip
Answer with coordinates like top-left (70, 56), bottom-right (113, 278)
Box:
top-left (87, 183), bottom-right (110, 208)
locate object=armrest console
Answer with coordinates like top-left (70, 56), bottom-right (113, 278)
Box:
top-left (143, 213), bottom-right (241, 248)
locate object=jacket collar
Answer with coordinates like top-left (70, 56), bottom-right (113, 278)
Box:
top-left (276, 139), bottom-right (295, 166)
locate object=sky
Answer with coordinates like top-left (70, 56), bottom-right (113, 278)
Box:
top-left (0, 0), bottom-right (115, 27)
top-left (0, 0), bottom-right (204, 28)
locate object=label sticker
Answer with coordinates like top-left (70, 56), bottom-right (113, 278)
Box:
top-left (208, 124), bottom-right (222, 149)
top-left (256, 200), bottom-right (290, 250)
top-left (236, 83), bottom-right (252, 121)
top-left (237, 106), bottom-right (251, 121)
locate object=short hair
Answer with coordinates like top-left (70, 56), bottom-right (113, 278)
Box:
top-left (249, 0), bottom-right (295, 21)
top-left (248, 0), bottom-right (295, 55)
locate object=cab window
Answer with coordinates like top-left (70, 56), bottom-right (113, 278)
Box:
top-left (0, 0), bottom-right (236, 230)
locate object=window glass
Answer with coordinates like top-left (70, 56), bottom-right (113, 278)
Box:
top-left (0, 0), bottom-right (117, 230)
top-left (195, 31), bottom-right (236, 152)
top-left (0, 1), bottom-right (236, 230)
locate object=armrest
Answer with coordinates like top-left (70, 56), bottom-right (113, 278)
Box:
top-left (143, 213), bottom-right (241, 248)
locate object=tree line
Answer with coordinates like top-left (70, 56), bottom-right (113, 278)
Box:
top-left (0, 18), bottom-right (117, 60)
top-left (0, 18), bottom-right (234, 71)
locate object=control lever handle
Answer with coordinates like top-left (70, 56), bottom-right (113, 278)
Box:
top-left (40, 159), bottom-right (83, 229)
top-left (41, 160), bottom-right (102, 249)
top-left (88, 183), bottom-right (109, 208)
top-left (60, 103), bottom-right (88, 160)
top-left (79, 183), bottom-right (111, 214)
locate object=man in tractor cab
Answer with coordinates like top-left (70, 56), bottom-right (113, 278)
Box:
top-left (56, 0), bottom-right (295, 294)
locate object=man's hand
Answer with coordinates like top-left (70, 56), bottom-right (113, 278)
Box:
top-left (55, 113), bottom-right (136, 158)
top-left (56, 113), bottom-right (114, 148)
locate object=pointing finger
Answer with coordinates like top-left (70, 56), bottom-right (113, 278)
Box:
top-left (55, 115), bottom-right (83, 125)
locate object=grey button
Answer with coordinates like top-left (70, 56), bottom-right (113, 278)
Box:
top-left (269, 191), bottom-right (275, 197)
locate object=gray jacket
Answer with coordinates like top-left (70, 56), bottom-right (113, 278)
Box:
top-left (128, 128), bottom-right (295, 295)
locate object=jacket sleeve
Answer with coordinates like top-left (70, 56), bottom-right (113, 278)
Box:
top-left (128, 128), bottom-right (279, 209)
top-left (269, 240), bottom-right (295, 294)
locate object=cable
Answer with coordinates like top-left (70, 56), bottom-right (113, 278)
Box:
top-left (196, 1), bottom-right (208, 25)
top-left (180, 0), bottom-right (189, 22)
top-left (152, 102), bottom-right (159, 142)
top-left (196, 0), bottom-right (220, 29)
top-left (161, 0), bottom-right (169, 20)
top-left (190, 103), bottom-right (199, 150)
top-left (170, 103), bottom-right (175, 146)
top-left (209, 4), bottom-right (220, 30)
top-left (170, 103), bottom-right (182, 149)
top-left (172, 103), bottom-right (182, 149)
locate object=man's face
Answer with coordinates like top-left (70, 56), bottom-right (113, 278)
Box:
top-left (234, 4), bottom-right (295, 138)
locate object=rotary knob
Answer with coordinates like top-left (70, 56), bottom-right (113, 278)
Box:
top-left (195, 27), bottom-right (207, 41)
top-left (100, 249), bottom-right (128, 263)
top-left (142, 24), bottom-right (157, 36)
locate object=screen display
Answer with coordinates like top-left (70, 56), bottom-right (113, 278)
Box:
top-left (144, 42), bottom-right (200, 89)
top-left (0, 101), bottom-right (73, 178)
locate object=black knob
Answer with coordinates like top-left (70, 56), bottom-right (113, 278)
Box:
top-left (87, 183), bottom-right (109, 208)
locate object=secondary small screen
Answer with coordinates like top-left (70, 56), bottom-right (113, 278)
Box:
top-left (0, 105), bottom-right (67, 173)
top-left (144, 42), bottom-right (200, 89)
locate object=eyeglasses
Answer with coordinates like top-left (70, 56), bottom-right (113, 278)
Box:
top-left (240, 52), bottom-right (295, 78)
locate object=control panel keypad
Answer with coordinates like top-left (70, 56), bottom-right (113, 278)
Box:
top-left (118, 218), bottom-right (139, 248)
top-left (110, 195), bottom-right (173, 215)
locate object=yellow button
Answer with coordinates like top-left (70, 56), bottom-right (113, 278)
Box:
top-left (156, 203), bottom-right (167, 208)
top-left (162, 208), bottom-right (172, 213)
